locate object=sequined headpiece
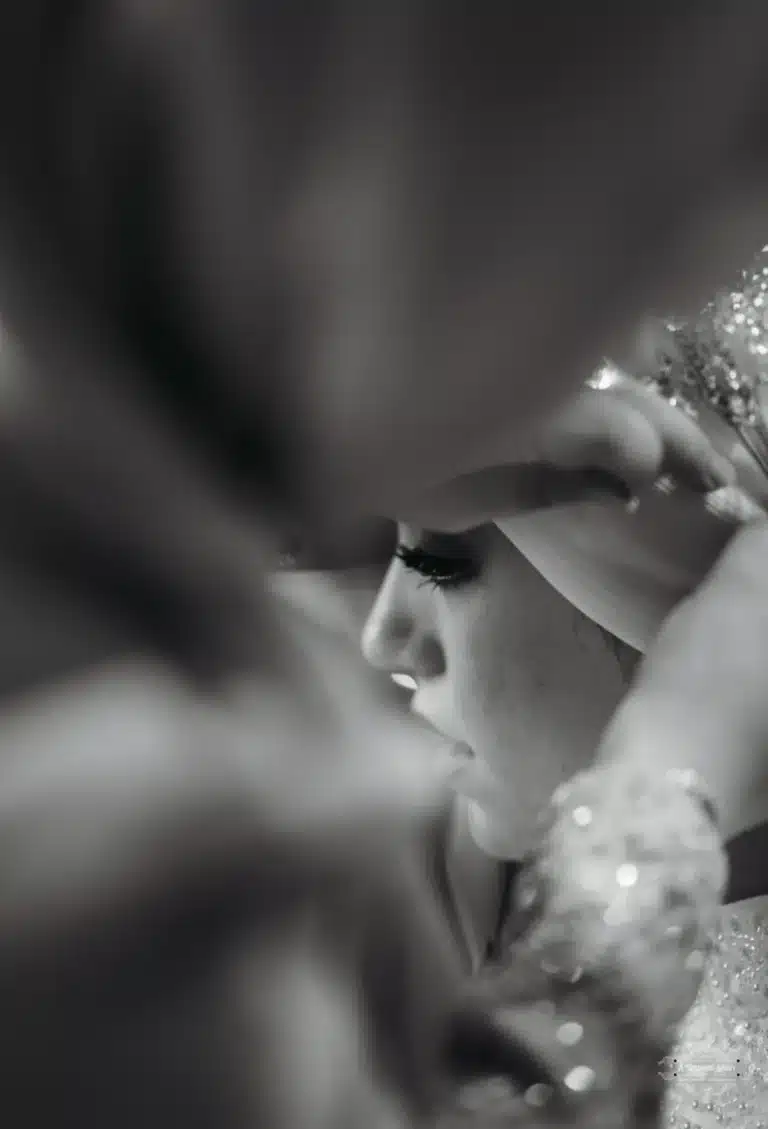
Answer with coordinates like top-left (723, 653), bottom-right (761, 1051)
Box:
top-left (598, 245), bottom-right (768, 478)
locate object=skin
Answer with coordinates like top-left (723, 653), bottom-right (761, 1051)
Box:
top-left (497, 377), bottom-right (768, 653)
top-left (362, 523), bottom-right (628, 859)
top-left (499, 485), bottom-right (742, 653)
top-left (599, 518), bottom-right (768, 840)
top-left (1, 5), bottom-right (768, 1126)
top-left (400, 376), bottom-right (768, 652)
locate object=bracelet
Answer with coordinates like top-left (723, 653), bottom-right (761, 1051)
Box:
top-left (449, 764), bottom-right (727, 1126)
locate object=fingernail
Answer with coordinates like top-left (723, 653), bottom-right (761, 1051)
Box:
top-left (705, 485), bottom-right (766, 524)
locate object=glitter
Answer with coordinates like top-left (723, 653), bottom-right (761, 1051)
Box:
top-left (556, 1021), bottom-right (584, 1046)
top-left (617, 246), bottom-right (768, 463)
top-left (662, 902), bottom-right (768, 1129)
top-left (572, 804), bottom-right (593, 827)
top-left (616, 862), bottom-right (639, 888)
top-left (524, 1083), bottom-right (553, 1108)
top-left (563, 1065), bottom-right (596, 1093)
top-left (655, 474), bottom-right (678, 496)
top-left (588, 364), bottom-right (620, 390)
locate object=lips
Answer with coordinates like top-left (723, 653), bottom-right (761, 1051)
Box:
top-left (442, 740), bottom-right (475, 779)
top-left (409, 706), bottom-right (475, 782)
top-left (415, 717), bottom-right (501, 809)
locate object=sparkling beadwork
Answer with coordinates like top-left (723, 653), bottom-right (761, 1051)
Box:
top-left (524, 1083), bottom-right (554, 1108)
top-left (557, 1021), bottom-right (585, 1046)
top-left (587, 365), bottom-right (622, 391)
top-left (572, 804), bottom-right (593, 827)
top-left (654, 474), bottom-right (679, 496)
top-left (479, 763), bottom-right (729, 1126)
top-left (563, 1065), bottom-right (596, 1093)
top-left (616, 863), bottom-right (640, 888)
top-left (663, 900), bottom-right (768, 1129)
top-left (594, 246), bottom-right (768, 461)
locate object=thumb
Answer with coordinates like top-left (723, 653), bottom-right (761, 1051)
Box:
top-left (541, 387), bottom-right (664, 495)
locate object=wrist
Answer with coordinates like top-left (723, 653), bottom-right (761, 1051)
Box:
top-left (596, 698), bottom-right (761, 840)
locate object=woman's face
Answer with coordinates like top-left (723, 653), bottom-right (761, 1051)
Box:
top-left (361, 524), bottom-right (628, 859)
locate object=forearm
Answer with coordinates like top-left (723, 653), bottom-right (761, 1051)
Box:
top-left (597, 674), bottom-right (768, 841)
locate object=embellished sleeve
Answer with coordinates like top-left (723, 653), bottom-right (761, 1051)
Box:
top-left (440, 764), bottom-right (727, 1127)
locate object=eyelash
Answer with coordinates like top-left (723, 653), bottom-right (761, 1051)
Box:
top-left (394, 544), bottom-right (480, 591)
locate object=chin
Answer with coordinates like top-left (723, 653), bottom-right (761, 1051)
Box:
top-left (499, 488), bottom-right (737, 652)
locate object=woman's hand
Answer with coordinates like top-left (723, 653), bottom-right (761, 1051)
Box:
top-left (598, 518), bottom-right (768, 838)
top-left (396, 374), bottom-right (735, 532)
top-left (391, 375), bottom-right (768, 653)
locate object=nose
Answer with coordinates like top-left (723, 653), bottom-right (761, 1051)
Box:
top-left (361, 565), bottom-right (446, 682)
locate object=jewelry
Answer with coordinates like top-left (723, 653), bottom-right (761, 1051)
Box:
top-left (640, 316), bottom-right (768, 481)
top-left (591, 246), bottom-right (768, 483)
top-left (456, 763), bottom-right (727, 1126)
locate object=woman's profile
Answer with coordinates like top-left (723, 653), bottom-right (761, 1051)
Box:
top-left (360, 252), bottom-right (768, 1126)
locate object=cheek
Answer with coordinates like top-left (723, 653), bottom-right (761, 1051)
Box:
top-left (444, 582), bottom-right (624, 779)
top-left (442, 585), bottom-right (546, 747)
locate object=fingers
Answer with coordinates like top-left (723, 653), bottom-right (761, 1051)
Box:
top-left (545, 380), bottom-right (735, 495)
top-left (542, 389), bottom-right (664, 494)
top-left (396, 373), bottom-right (740, 532)
top-left (607, 379), bottom-right (736, 492)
